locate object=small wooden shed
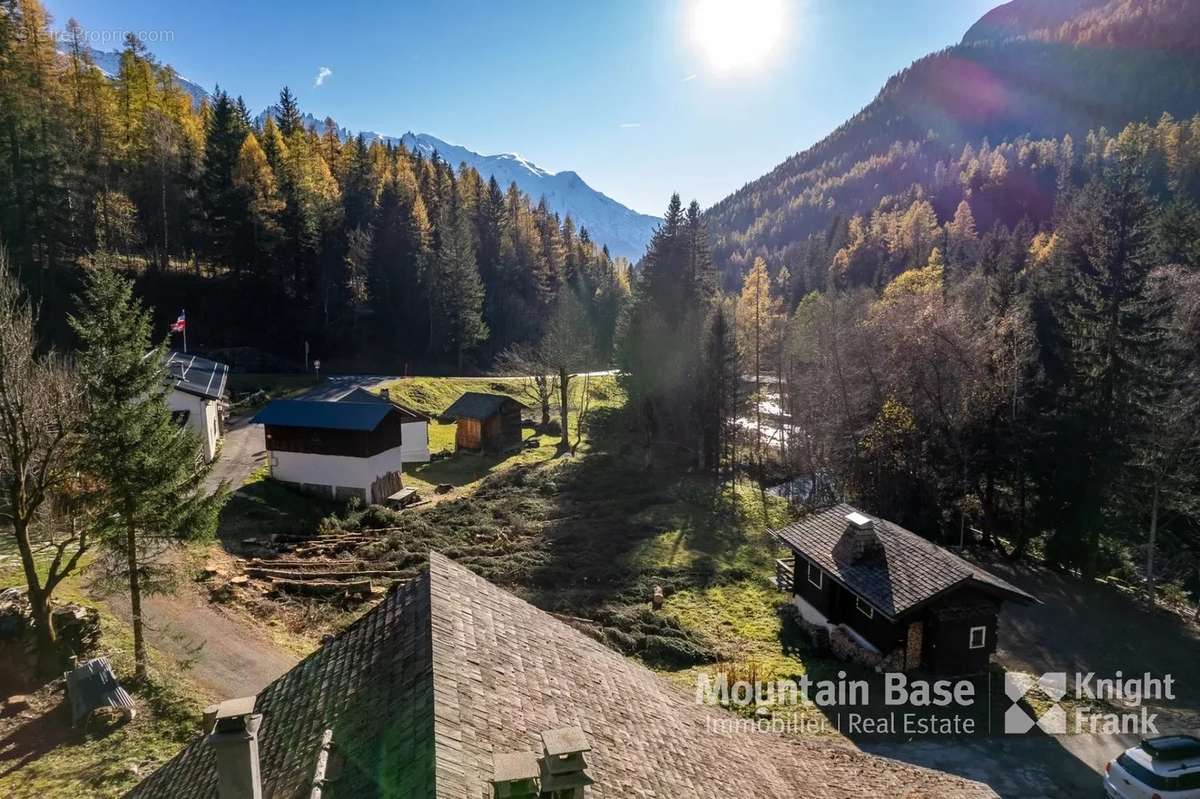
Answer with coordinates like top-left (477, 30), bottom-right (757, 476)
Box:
top-left (443, 392), bottom-right (527, 453)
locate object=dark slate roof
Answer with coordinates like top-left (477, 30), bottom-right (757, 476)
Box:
top-left (251, 400), bottom-right (393, 432)
top-left (165, 351), bottom-right (228, 401)
top-left (442, 391), bottom-right (526, 420)
top-left (334, 387), bottom-right (429, 421)
top-left (127, 554), bottom-right (996, 799)
top-left (773, 504), bottom-right (1036, 618)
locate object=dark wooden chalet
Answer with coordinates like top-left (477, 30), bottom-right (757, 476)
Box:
top-left (772, 504), bottom-right (1037, 674)
top-left (442, 392), bottom-right (527, 453)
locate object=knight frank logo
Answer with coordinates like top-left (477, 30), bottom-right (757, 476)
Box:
top-left (1004, 671), bottom-right (1175, 735)
top-left (1004, 672), bottom-right (1068, 734)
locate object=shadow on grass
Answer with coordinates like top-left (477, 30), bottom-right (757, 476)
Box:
top-left (407, 449), bottom-right (523, 488)
top-left (0, 698), bottom-right (68, 779)
top-left (524, 405), bottom-right (756, 614)
top-left (215, 479), bottom-right (335, 548)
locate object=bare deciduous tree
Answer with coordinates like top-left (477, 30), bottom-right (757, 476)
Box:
top-left (540, 292), bottom-right (596, 452)
top-left (496, 343), bottom-right (557, 428)
top-left (0, 252), bottom-right (86, 673)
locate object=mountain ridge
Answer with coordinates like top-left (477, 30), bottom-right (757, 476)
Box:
top-left (704, 0), bottom-right (1200, 281)
top-left (251, 108), bottom-right (659, 261)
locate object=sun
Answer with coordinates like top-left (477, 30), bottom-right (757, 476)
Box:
top-left (689, 0), bottom-right (787, 74)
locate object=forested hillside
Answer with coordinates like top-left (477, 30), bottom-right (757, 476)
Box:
top-left (964, 0), bottom-right (1200, 48)
top-left (617, 0), bottom-right (1200, 595)
top-left (0, 0), bottom-right (628, 369)
top-left (705, 0), bottom-right (1200, 285)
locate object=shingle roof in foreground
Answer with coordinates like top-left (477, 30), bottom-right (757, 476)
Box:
top-left (127, 553), bottom-right (997, 799)
top-left (773, 504), bottom-right (1037, 618)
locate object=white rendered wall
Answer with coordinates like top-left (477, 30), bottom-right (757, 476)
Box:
top-left (167, 389), bottom-right (220, 461)
top-left (269, 446), bottom-right (405, 498)
top-left (400, 421), bottom-right (430, 463)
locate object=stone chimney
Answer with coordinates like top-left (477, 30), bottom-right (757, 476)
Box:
top-left (205, 696), bottom-right (263, 799)
top-left (380, 388), bottom-right (391, 402)
top-left (838, 511), bottom-right (882, 563)
top-left (538, 726), bottom-right (593, 798)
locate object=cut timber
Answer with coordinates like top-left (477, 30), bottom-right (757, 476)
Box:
top-left (270, 577), bottom-right (373, 597)
top-left (247, 567), bottom-right (408, 581)
top-left (291, 541), bottom-right (366, 557)
top-left (246, 558), bottom-right (369, 570)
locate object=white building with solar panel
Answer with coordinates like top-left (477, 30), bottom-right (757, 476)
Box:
top-left (164, 351), bottom-right (229, 462)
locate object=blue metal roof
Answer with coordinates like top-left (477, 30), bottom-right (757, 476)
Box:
top-left (252, 399), bottom-right (393, 431)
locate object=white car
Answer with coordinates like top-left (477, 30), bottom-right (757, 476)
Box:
top-left (1105, 735), bottom-right (1200, 798)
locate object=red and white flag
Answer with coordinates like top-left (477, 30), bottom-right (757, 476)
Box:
top-left (170, 311), bottom-right (186, 333)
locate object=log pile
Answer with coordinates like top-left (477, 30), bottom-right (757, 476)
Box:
top-left (225, 529), bottom-right (408, 600)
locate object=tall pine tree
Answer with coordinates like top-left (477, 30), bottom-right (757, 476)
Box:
top-left (70, 266), bottom-right (225, 679)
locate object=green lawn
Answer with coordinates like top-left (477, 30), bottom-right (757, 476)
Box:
top-left (319, 398), bottom-right (823, 684)
top-left (379, 375), bottom-right (623, 497)
top-left (373, 376), bottom-right (532, 418)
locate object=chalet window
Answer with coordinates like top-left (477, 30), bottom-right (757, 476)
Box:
top-left (969, 625), bottom-right (987, 649)
top-left (855, 596), bottom-right (874, 619)
top-left (806, 561), bottom-right (823, 588)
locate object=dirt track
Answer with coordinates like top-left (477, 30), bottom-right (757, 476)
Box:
top-left (98, 568), bottom-right (299, 701)
top-left (99, 417), bottom-right (297, 701)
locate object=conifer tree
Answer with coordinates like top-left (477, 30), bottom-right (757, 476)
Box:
top-left (233, 131), bottom-right (284, 273)
top-left (200, 90), bottom-right (251, 270)
top-left (275, 85), bottom-right (302, 137)
top-left (434, 193), bottom-right (488, 369)
top-left (1047, 143), bottom-right (1164, 574)
top-left (737, 257), bottom-right (784, 474)
top-left (69, 266), bottom-right (226, 679)
top-left (701, 297), bottom-right (741, 476)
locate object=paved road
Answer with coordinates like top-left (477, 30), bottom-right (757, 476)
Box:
top-left (862, 733), bottom-right (1132, 798)
top-left (206, 415), bottom-right (266, 493)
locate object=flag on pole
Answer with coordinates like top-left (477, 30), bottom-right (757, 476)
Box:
top-left (170, 311), bottom-right (186, 333)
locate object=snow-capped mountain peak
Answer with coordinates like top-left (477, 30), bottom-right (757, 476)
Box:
top-left (394, 131), bottom-right (656, 259)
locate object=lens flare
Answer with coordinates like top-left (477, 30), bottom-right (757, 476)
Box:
top-left (690, 0), bottom-right (787, 74)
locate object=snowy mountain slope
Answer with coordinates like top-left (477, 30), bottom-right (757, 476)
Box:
top-left (400, 132), bottom-right (658, 261)
top-left (259, 110), bottom-right (658, 261)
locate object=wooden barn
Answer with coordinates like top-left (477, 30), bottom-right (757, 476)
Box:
top-left (443, 392), bottom-right (527, 453)
top-left (771, 504), bottom-right (1037, 674)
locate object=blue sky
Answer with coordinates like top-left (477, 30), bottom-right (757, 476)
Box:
top-left (43, 0), bottom-right (997, 215)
